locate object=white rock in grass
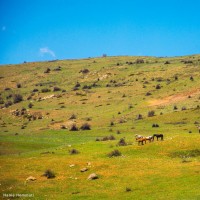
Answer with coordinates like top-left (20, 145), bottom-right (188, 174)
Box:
top-left (80, 168), bottom-right (88, 172)
top-left (26, 176), bottom-right (36, 181)
top-left (87, 173), bottom-right (98, 180)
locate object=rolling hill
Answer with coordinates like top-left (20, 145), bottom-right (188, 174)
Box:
top-left (0, 55), bottom-right (200, 199)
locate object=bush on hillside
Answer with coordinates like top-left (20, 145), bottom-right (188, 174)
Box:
top-left (44, 68), bottom-right (51, 73)
top-left (135, 59), bottom-right (144, 64)
top-left (28, 103), bottom-right (34, 108)
top-left (108, 149), bottom-right (121, 158)
top-left (53, 86), bottom-right (61, 92)
top-left (148, 110), bottom-right (155, 117)
top-left (16, 83), bottom-right (21, 88)
top-left (155, 84), bottom-right (161, 89)
top-left (136, 114), bottom-right (143, 120)
top-left (43, 169), bottom-right (55, 179)
top-left (69, 149), bottom-right (79, 155)
top-left (118, 138), bottom-right (127, 146)
top-left (32, 88), bottom-right (39, 92)
top-left (69, 124), bottom-right (79, 131)
top-left (13, 94), bottom-right (23, 103)
top-left (80, 123), bottom-right (91, 130)
top-left (164, 61), bottom-right (170, 64)
top-left (41, 88), bottom-right (51, 93)
top-left (5, 101), bottom-right (13, 108)
top-left (69, 114), bottom-right (76, 120)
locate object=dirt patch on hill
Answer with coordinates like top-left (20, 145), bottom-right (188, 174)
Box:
top-left (149, 88), bottom-right (200, 106)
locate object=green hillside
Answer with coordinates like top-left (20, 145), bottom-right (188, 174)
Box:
top-left (0, 55), bottom-right (200, 200)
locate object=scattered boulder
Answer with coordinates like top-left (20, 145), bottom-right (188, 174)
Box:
top-left (80, 168), bottom-right (88, 172)
top-left (87, 173), bottom-right (98, 180)
top-left (26, 176), bottom-right (36, 181)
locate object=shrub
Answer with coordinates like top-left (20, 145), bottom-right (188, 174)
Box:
top-left (152, 124), bottom-right (159, 128)
top-left (108, 149), bottom-right (121, 157)
top-left (118, 138), bottom-right (127, 146)
top-left (44, 68), bottom-right (51, 73)
top-left (80, 123), bottom-right (91, 130)
top-left (53, 86), bottom-right (61, 92)
top-left (43, 169), bottom-right (55, 179)
top-left (13, 94), bottom-right (23, 103)
top-left (27, 96), bottom-right (32, 100)
top-left (126, 187), bottom-right (132, 192)
top-left (110, 121), bottom-right (114, 126)
top-left (80, 69), bottom-right (89, 74)
top-left (41, 88), bottom-right (51, 93)
top-left (69, 149), bottom-right (79, 155)
top-left (181, 106), bottom-right (187, 111)
top-left (32, 88), bottom-right (39, 92)
top-left (102, 136), bottom-right (109, 141)
top-left (174, 76), bottom-right (178, 80)
top-left (116, 130), bottom-right (121, 134)
top-left (75, 82), bottom-right (81, 87)
top-left (173, 105), bottom-right (178, 110)
top-left (82, 85), bottom-right (91, 89)
top-left (148, 110), bottom-right (155, 117)
top-left (0, 98), bottom-right (4, 104)
top-left (28, 103), bottom-right (33, 108)
top-left (69, 124), bottom-right (79, 131)
top-left (109, 135), bottom-right (116, 140)
top-left (60, 125), bottom-right (66, 129)
top-left (4, 88), bottom-right (11, 91)
top-left (164, 61), bottom-right (170, 64)
top-left (129, 104), bottom-right (133, 109)
top-left (5, 101), bottom-right (13, 108)
top-left (136, 114), bottom-right (143, 120)
top-left (146, 92), bottom-right (152, 96)
top-left (135, 59), bottom-right (144, 64)
top-left (190, 76), bottom-right (194, 81)
top-left (183, 60), bottom-right (193, 64)
top-left (17, 83), bottom-right (21, 88)
top-left (69, 114), bottom-right (76, 120)
top-left (155, 84), bottom-right (161, 89)
top-left (6, 94), bottom-right (12, 99)
top-left (102, 135), bottom-right (116, 141)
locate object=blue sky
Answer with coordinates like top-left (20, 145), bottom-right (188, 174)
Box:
top-left (0, 0), bottom-right (200, 64)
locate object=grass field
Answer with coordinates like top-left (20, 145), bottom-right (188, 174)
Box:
top-left (0, 55), bottom-right (200, 199)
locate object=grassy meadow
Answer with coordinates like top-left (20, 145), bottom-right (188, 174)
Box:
top-left (0, 55), bottom-right (200, 199)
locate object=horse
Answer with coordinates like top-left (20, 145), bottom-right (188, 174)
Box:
top-left (145, 136), bottom-right (153, 142)
top-left (137, 137), bottom-right (147, 145)
top-left (153, 134), bottom-right (164, 141)
top-left (135, 134), bottom-right (144, 141)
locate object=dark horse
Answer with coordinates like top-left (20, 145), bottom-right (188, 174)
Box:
top-left (153, 134), bottom-right (164, 141)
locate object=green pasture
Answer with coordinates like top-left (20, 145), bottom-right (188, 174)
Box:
top-left (0, 55), bottom-right (200, 199)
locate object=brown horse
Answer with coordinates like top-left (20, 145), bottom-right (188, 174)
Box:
top-left (153, 134), bottom-right (164, 141)
top-left (137, 137), bottom-right (147, 145)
